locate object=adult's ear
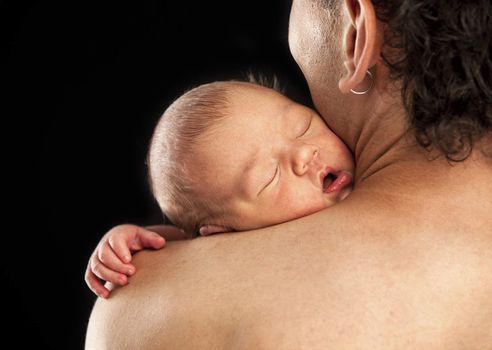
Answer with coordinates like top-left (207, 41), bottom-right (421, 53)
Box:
top-left (339, 0), bottom-right (381, 94)
top-left (199, 224), bottom-right (231, 236)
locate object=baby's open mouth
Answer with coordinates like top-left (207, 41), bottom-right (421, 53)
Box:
top-left (322, 171), bottom-right (352, 194)
top-left (322, 173), bottom-right (337, 191)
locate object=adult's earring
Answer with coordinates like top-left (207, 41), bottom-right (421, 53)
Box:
top-left (350, 70), bottom-right (374, 95)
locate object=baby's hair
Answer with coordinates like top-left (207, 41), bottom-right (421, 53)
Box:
top-left (147, 74), bottom-right (283, 238)
top-left (246, 71), bottom-right (284, 95)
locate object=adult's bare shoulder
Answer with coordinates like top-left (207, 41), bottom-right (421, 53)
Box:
top-left (86, 203), bottom-right (492, 349)
top-left (85, 238), bottom-right (223, 350)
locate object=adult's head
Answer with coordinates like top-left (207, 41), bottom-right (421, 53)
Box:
top-left (147, 80), bottom-right (353, 237)
top-left (289, 0), bottom-right (491, 167)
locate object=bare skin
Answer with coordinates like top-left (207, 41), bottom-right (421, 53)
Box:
top-left (86, 0), bottom-right (492, 348)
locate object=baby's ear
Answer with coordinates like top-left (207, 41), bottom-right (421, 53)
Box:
top-left (199, 224), bottom-right (231, 236)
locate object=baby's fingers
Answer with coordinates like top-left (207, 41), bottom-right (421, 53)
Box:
top-left (132, 229), bottom-right (166, 251)
top-left (97, 243), bottom-right (136, 276)
top-left (107, 234), bottom-right (133, 264)
top-left (91, 257), bottom-right (129, 287)
top-left (85, 268), bottom-right (110, 299)
top-left (109, 228), bottom-right (165, 262)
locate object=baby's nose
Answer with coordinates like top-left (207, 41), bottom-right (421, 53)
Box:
top-left (293, 144), bottom-right (319, 176)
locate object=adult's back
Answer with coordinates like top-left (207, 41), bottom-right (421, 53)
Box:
top-left (86, 0), bottom-right (492, 348)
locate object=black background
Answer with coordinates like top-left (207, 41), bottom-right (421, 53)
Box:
top-left (4, 0), bottom-right (311, 348)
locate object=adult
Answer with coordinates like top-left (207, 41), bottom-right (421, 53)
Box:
top-left (86, 0), bottom-right (492, 348)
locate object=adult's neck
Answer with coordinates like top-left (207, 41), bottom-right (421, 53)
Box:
top-left (308, 67), bottom-right (414, 184)
top-left (329, 89), bottom-right (492, 208)
top-left (350, 143), bottom-right (492, 231)
top-left (313, 83), bottom-right (417, 185)
top-left (351, 92), bottom-right (412, 184)
top-left (352, 126), bottom-right (492, 218)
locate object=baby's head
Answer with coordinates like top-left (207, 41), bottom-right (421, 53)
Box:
top-left (148, 80), bottom-right (354, 238)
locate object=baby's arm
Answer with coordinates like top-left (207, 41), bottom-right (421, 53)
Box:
top-left (85, 224), bottom-right (187, 298)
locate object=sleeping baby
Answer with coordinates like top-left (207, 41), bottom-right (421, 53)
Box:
top-left (85, 79), bottom-right (354, 298)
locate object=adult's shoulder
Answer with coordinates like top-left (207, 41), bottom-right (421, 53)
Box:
top-left (84, 215), bottom-right (354, 349)
top-left (84, 235), bottom-right (250, 350)
top-left (84, 238), bottom-right (204, 350)
top-left (86, 204), bottom-right (492, 349)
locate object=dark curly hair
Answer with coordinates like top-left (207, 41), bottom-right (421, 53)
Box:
top-left (372, 0), bottom-right (492, 161)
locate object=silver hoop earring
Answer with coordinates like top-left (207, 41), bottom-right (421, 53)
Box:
top-left (350, 70), bottom-right (374, 95)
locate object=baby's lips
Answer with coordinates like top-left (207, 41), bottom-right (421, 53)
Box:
top-left (324, 171), bottom-right (353, 193)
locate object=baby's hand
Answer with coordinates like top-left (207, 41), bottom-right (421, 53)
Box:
top-left (85, 224), bottom-right (166, 298)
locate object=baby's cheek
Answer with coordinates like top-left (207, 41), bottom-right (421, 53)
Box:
top-left (275, 189), bottom-right (326, 220)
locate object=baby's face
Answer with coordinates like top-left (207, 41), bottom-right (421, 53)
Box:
top-left (191, 83), bottom-right (354, 232)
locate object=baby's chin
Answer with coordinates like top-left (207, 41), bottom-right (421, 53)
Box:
top-left (338, 184), bottom-right (353, 202)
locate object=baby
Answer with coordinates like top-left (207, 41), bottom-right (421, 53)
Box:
top-left (85, 79), bottom-right (354, 298)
